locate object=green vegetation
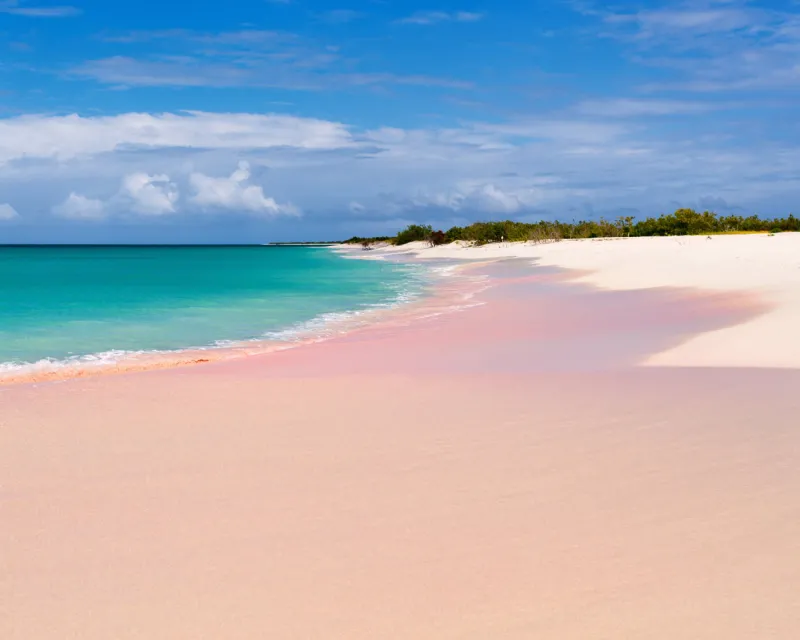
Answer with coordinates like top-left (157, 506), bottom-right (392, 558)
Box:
top-left (343, 209), bottom-right (800, 247)
top-left (342, 235), bottom-right (393, 245)
top-left (395, 224), bottom-right (433, 245)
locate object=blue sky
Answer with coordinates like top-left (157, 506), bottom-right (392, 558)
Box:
top-left (1, 0), bottom-right (800, 242)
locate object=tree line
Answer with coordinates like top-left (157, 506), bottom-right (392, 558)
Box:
top-left (344, 209), bottom-right (800, 247)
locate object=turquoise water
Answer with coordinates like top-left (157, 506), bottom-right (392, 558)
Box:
top-left (0, 246), bottom-right (427, 373)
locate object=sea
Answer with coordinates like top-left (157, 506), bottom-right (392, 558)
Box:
top-left (0, 245), bottom-right (429, 376)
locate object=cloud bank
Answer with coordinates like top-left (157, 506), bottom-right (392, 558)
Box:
top-left (0, 112), bottom-right (353, 165)
top-left (0, 106), bottom-right (798, 239)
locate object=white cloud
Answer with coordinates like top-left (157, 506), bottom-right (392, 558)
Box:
top-left (2, 108), bottom-right (799, 235)
top-left (470, 119), bottom-right (626, 145)
top-left (52, 193), bottom-right (106, 220)
top-left (575, 98), bottom-right (718, 117)
top-left (0, 112), bottom-right (354, 165)
top-left (397, 11), bottom-right (485, 25)
top-left (0, 1), bottom-right (81, 17)
top-left (74, 56), bottom-right (470, 91)
top-left (0, 203), bottom-right (19, 220)
top-left (121, 172), bottom-right (179, 215)
top-left (189, 161), bottom-right (300, 217)
top-left (592, 2), bottom-right (797, 94)
top-left (411, 182), bottom-right (538, 214)
top-left (468, 184), bottom-right (533, 213)
top-left (606, 7), bottom-right (754, 36)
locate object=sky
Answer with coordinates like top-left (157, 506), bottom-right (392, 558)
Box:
top-left (1, 0), bottom-right (800, 242)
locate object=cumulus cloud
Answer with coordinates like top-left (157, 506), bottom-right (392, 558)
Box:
top-left (0, 203), bottom-right (19, 220)
top-left (189, 161), bottom-right (300, 217)
top-left (121, 173), bottom-right (179, 215)
top-left (52, 193), bottom-right (106, 220)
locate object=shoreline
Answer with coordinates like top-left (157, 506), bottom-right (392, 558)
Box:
top-left (0, 254), bottom-right (487, 386)
top-left (6, 232), bottom-right (798, 385)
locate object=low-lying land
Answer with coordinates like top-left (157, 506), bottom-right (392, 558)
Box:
top-left (345, 209), bottom-right (800, 247)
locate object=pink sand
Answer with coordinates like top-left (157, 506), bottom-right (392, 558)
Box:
top-left (2, 261), bottom-right (799, 639)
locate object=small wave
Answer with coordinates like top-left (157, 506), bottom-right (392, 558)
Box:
top-left (0, 349), bottom-right (150, 376)
top-left (427, 264), bottom-right (461, 277)
top-left (237, 266), bottom-right (432, 343)
top-left (0, 254), bottom-right (495, 384)
top-left (0, 262), bottom-right (438, 380)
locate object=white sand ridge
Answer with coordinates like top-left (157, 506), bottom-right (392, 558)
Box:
top-left (364, 233), bottom-right (800, 369)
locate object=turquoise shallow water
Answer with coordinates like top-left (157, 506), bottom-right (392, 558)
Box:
top-left (0, 246), bottom-right (427, 373)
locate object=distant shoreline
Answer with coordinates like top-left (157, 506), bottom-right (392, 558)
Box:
top-left (267, 242), bottom-right (340, 246)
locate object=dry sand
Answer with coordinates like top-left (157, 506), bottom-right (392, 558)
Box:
top-left (2, 239), bottom-right (800, 639)
top-left (359, 232), bottom-right (800, 368)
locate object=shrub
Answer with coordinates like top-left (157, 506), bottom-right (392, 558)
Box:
top-left (344, 235), bottom-right (392, 245)
top-left (428, 230), bottom-right (447, 246)
top-left (395, 224), bottom-right (433, 245)
top-left (528, 225), bottom-right (563, 244)
top-left (385, 210), bottom-right (799, 246)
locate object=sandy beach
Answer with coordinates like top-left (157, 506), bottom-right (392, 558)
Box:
top-left (359, 232), bottom-right (800, 368)
top-left (3, 234), bottom-right (800, 638)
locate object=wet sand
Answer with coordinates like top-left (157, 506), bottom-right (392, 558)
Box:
top-left (2, 259), bottom-right (799, 638)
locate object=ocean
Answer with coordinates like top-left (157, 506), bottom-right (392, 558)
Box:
top-left (0, 246), bottom-right (427, 375)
